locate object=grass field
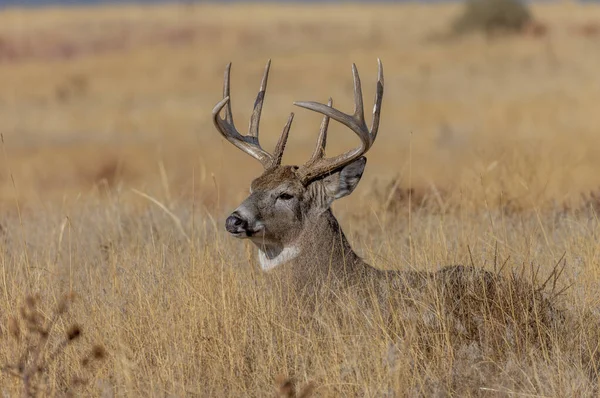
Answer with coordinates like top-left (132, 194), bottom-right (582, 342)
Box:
top-left (1, 2), bottom-right (600, 396)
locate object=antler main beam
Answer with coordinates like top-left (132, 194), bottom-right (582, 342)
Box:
top-left (294, 59), bottom-right (384, 184)
top-left (212, 59), bottom-right (384, 180)
top-left (212, 60), bottom-right (292, 170)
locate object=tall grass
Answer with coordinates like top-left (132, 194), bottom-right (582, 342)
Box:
top-left (0, 186), bottom-right (598, 396)
top-left (0, 2), bottom-right (600, 396)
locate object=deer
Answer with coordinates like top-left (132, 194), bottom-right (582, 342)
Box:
top-left (213, 59), bottom-right (400, 292)
top-left (211, 60), bottom-right (561, 344)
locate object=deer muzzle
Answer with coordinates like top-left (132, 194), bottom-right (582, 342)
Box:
top-left (225, 211), bottom-right (264, 238)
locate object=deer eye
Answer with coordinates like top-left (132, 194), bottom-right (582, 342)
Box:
top-left (277, 193), bottom-right (294, 201)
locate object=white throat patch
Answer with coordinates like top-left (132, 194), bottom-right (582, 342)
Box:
top-left (258, 246), bottom-right (301, 272)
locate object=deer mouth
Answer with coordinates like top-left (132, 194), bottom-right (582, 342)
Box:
top-left (247, 224), bottom-right (265, 236)
top-left (230, 226), bottom-right (264, 239)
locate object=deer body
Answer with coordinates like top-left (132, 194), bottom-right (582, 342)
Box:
top-left (210, 59), bottom-right (562, 350)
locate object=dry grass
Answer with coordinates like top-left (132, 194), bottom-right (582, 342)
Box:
top-left (1, 293), bottom-right (106, 396)
top-left (0, 2), bottom-right (600, 396)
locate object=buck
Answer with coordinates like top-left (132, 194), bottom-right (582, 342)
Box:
top-left (212, 59), bottom-right (404, 291)
top-left (211, 60), bottom-right (560, 328)
top-left (212, 59), bottom-right (491, 292)
top-left (211, 59), bottom-right (563, 356)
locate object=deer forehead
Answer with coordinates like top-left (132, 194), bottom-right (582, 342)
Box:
top-left (250, 166), bottom-right (304, 193)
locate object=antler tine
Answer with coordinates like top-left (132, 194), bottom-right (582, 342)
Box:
top-left (351, 64), bottom-right (367, 129)
top-left (212, 61), bottom-right (280, 169)
top-left (272, 113), bottom-right (294, 167)
top-left (222, 63), bottom-right (234, 124)
top-left (248, 59), bottom-right (271, 139)
top-left (307, 98), bottom-right (333, 165)
top-left (370, 58), bottom-right (384, 142)
top-left (293, 60), bottom-right (384, 184)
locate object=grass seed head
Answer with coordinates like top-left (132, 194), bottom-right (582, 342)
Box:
top-left (67, 324), bottom-right (82, 341)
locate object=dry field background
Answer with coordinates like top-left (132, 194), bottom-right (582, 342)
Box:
top-left (1, 2), bottom-right (600, 396)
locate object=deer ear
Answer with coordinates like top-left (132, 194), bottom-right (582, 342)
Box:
top-left (323, 157), bottom-right (367, 202)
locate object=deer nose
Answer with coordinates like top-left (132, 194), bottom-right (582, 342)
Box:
top-left (225, 213), bottom-right (247, 233)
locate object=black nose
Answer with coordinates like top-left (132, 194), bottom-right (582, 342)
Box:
top-left (225, 213), bottom-right (247, 233)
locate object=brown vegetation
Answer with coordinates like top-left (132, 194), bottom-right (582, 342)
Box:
top-left (0, 2), bottom-right (599, 396)
top-left (1, 293), bottom-right (106, 397)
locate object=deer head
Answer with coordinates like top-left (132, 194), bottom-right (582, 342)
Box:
top-left (213, 60), bottom-right (383, 271)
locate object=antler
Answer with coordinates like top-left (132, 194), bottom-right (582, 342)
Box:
top-left (294, 59), bottom-right (384, 184)
top-left (212, 60), bottom-right (293, 170)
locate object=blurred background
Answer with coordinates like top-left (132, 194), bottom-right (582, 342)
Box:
top-left (1, 0), bottom-right (600, 213)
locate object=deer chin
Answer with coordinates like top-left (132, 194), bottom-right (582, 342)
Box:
top-left (250, 229), bottom-right (295, 247)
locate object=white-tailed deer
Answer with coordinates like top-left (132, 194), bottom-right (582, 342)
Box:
top-left (212, 60), bottom-right (561, 342)
top-left (212, 60), bottom-right (492, 287)
top-left (213, 60), bottom-right (395, 290)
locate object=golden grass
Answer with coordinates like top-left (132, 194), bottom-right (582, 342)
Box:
top-left (0, 2), bottom-right (600, 396)
top-left (2, 293), bottom-right (106, 396)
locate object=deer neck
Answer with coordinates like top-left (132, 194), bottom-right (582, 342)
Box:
top-left (257, 245), bottom-right (302, 272)
top-left (254, 210), bottom-right (366, 279)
